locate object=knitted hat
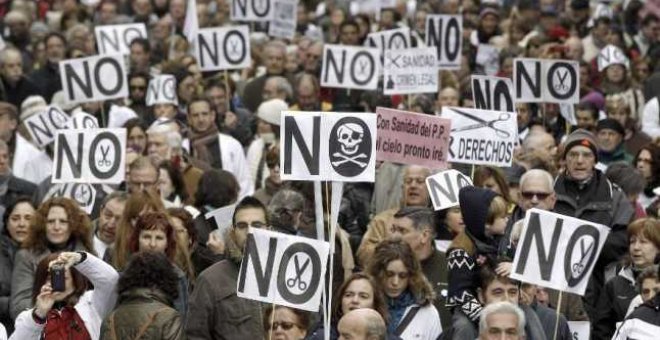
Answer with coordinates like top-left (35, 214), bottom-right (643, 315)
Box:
top-left (596, 118), bottom-right (625, 136)
top-left (19, 96), bottom-right (48, 122)
top-left (257, 99), bottom-right (289, 126)
top-left (479, 7), bottom-right (500, 19)
top-left (562, 129), bottom-right (599, 159)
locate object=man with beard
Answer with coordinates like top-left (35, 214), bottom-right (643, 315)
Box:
top-left (290, 74), bottom-right (332, 111)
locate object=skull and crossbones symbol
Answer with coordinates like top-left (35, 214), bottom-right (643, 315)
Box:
top-left (332, 123), bottom-right (368, 168)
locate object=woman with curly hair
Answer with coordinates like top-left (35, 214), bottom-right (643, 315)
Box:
top-left (367, 240), bottom-right (441, 340)
top-left (10, 197), bottom-right (94, 320)
top-left (100, 251), bottom-right (184, 339)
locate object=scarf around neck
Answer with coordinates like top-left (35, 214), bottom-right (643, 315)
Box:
top-left (386, 290), bottom-right (415, 334)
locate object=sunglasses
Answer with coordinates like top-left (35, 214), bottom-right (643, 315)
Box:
top-left (521, 191), bottom-right (551, 200)
top-left (269, 321), bottom-right (297, 331)
top-left (234, 221), bottom-right (266, 230)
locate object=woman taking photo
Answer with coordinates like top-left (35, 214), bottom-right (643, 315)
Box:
top-left (1, 197), bottom-right (35, 330)
top-left (367, 240), bottom-right (441, 340)
top-left (10, 251), bottom-right (118, 340)
top-left (10, 197), bottom-right (94, 320)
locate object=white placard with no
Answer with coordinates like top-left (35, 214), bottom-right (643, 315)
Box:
top-left (510, 209), bottom-right (609, 295)
top-left (146, 75), bottom-right (178, 106)
top-left (43, 183), bottom-right (97, 214)
top-left (95, 23), bottom-right (148, 55)
top-left (269, 0), bottom-right (297, 39)
top-left (426, 169), bottom-right (473, 211)
top-left (471, 75), bottom-right (515, 112)
top-left (196, 26), bottom-right (252, 71)
top-left (52, 128), bottom-right (127, 184)
top-left (383, 47), bottom-right (438, 95)
top-left (237, 228), bottom-right (329, 312)
top-left (425, 15), bottom-right (462, 69)
top-left (23, 106), bottom-right (71, 147)
top-left (321, 45), bottom-right (380, 90)
top-left (231, 0), bottom-right (273, 21)
top-left (567, 321), bottom-right (590, 340)
top-left (59, 54), bottom-right (128, 105)
top-left (597, 44), bottom-right (629, 72)
top-left (442, 107), bottom-right (517, 167)
top-left (514, 58), bottom-right (580, 104)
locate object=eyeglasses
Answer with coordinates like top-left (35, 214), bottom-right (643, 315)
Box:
top-left (269, 321), bottom-right (298, 331)
top-left (234, 221), bottom-right (266, 230)
top-left (521, 191), bottom-right (551, 200)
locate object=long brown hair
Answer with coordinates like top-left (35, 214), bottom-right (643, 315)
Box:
top-left (22, 197), bottom-right (93, 254)
top-left (367, 239), bottom-right (435, 306)
top-left (32, 253), bottom-right (89, 305)
top-left (112, 189), bottom-right (164, 270)
top-left (128, 212), bottom-right (177, 260)
top-left (332, 272), bottom-right (389, 324)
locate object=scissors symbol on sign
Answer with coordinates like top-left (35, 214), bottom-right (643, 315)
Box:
top-left (572, 238), bottom-right (594, 276)
top-left (286, 255), bottom-right (310, 291)
top-left (450, 108), bottom-right (512, 138)
top-left (98, 145), bottom-right (111, 167)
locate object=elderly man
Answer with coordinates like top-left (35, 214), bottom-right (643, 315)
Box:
top-left (389, 207), bottom-right (451, 329)
top-left (596, 118), bottom-right (633, 167)
top-left (242, 41), bottom-right (288, 112)
top-left (92, 191), bottom-right (128, 258)
top-left (290, 74), bottom-right (332, 111)
top-left (187, 197), bottom-right (268, 340)
top-left (554, 129), bottom-right (634, 320)
top-left (478, 302), bottom-right (526, 340)
top-left (185, 96), bottom-right (253, 199)
top-left (262, 76), bottom-right (293, 102)
top-left (337, 309), bottom-right (387, 340)
top-left (357, 165), bottom-right (430, 266)
top-left (0, 48), bottom-right (40, 107)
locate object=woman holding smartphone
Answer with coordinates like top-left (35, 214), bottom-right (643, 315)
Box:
top-left (10, 251), bottom-right (119, 340)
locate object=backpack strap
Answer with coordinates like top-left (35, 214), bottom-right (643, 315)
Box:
top-left (107, 312), bottom-right (118, 340)
top-left (134, 307), bottom-right (172, 340)
top-left (395, 306), bottom-right (421, 336)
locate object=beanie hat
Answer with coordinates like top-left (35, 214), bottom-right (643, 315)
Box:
top-left (459, 186), bottom-right (498, 243)
top-left (257, 99), bottom-right (289, 126)
top-left (596, 118), bottom-right (625, 136)
top-left (479, 7), bottom-right (500, 19)
top-left (19, 96), bottom-right (48, 122)
top-left (562, 129), bottom-right (598, 160)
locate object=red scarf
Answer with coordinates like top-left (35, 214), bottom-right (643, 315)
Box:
top-left (43, 306), bottom-right (91, 340)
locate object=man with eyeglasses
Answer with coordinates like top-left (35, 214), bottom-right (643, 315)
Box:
top-left (554, 129), bottom-right (634, 321)
top-left (92, 191), bottom-right (127, 259)
top-left (357, 165), bottom-right (431, 267)
top-left (187, 196), bottom-right (269, 340)
top-left (127, 156), bottom-right (159, 194)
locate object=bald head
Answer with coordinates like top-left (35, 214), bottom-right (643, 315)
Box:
top-left (338, 309), bottom-right (386, 340)
top-left (522, 131), bottom-right (557, 158)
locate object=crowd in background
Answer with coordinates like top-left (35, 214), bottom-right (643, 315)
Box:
top-left (0, 0), bottom-right (658, 339)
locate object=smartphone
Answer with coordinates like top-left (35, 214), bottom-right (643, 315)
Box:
top-left (50, 264), bottom-right (66, 292)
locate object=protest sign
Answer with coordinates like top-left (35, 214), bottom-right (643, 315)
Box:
top-left (59, 54), bottom-right (128, 105)
top-left (475, 44), bottom-right (500, 75)
top-left (514, 58), bottom-right (580, 104)
top-left (365, 27), bottom-right (411, 54)
top-left (43, 183), bottom-right (97, 214)
top-left (425, 15), bottom-right (462, 69)
top-left (23, 106), bottom-right (70, 147)
top-left (65, 111), bottom-right (99, 129)
top-left (237, 228), bottom-right (329, 312)
top-left (107, 105), bottom-right (138, 128)
top-left (471, 75), bottom-right (515, 112)
top-left (383, 47), bottom-right (438, 95)
top-left (146, 75), bottom-right (178, 106)
top-left (196, 26), bottom-right (252, 71)
top-left (510, 209), bottom-right (609, 295)
top-left (95, 23), bottom-right (147, 55)
top-left (321, 45), bottom-right (380, 90)
top-left (426, 169), bottom-right (473, 211)
top-left (231, 0), bottom-right (272, 21)
top-left (568, 321), bottom-right (590, 340)
top-left (375, 107), bottom-right (449, 168)
top-left (205, 204), bottom-right (237, 240)
top-left (269, 0), bottom-right (297, 39)
top-left (52, 128), bottom-right (126, 184)
top-left (280, 111), bottom-right (377, 182)
top-left (442, 107), bottom-right (517, 167)
top-left (597, 44), bottom-right (629, 72)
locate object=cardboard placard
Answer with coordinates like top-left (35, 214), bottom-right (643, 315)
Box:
top-left (426, 169), bottom-right (473, 211)
top-left (280, 111), bottom-right (377, 182)
top-left (237, 228), bottom-right (330, 312)
top-left (425, 15), bottom-right (462, 70)
top-left (365, 27), bottom-right (411, 54)
top-left (23, 106), bottom-right (71, 147)
top-left (231, 0), bottom-right (273, 21)
top-left (442, 106), bottom-right (517, 167)
top-left (205, 204), bottom-right (237, 239)
top-left (510, 209), bottom-right (609, 295)
top-left (65, 111), bottom-right (99, 129)
top-left (597, 44), bottom-right (629, 72)
top-left (52, 128), bottom-right (127, 184)
top-left (383, 47), bottom-right (438, 95)
top-left (475, 44), bottom-right (500, 75)
top-left (146, 75), bottom-right (178, 106)
top-left (59, 54), bottom-right (128, 105)
top-left (568, 321), bottom-right (590, 340)
top-left (43, 183), bottom-right (97, 214)
top-left (196, 26), bottom-right (252, 72)
top-left (95, 23), bottom-right (148, 55)
top-left (269, 0), bottom-right (297, 39)
top-left (321, 45), bottom-right (381, 91)
top-left (514, 58), bottom-right (580, 104)
top-left (471, 75), bottom-right (515, 112)
top-left (375, 107), bottom-right (450, 168)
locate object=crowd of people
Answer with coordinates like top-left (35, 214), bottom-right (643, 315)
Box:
top-left (0, 0), bottom-right (658, 339)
